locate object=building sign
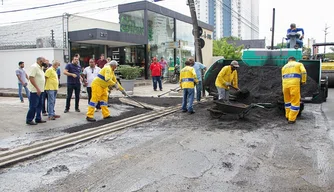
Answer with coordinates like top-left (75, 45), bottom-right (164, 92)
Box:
top-left (112, 48), bottom-right (120, 62)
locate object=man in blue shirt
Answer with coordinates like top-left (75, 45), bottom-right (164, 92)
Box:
top-left (189, 58), bottom-right (206, 102)
top-left (286, 23), bottom-right (304, 48)
top-left (63, 56), bottom-right (82, 113)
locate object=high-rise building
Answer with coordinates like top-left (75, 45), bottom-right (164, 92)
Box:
top-left (195, 0), bottom-right (259, 40)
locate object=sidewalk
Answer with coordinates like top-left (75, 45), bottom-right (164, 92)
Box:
top-left (0, 81), bottom-right (183, 99)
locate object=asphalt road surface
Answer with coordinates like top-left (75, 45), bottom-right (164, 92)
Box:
top-left (1, 90), bottom-right (334, 192)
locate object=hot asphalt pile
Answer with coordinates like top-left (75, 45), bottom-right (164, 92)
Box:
top-left (63, 97), bottom-right (182, 133)
top-left (234, 65), bottom-right (319, 104)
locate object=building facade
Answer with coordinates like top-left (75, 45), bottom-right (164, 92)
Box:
top-left (195, 0), bottom-right (259, 40)
top-left (0, 1), bottom-right (213, 88)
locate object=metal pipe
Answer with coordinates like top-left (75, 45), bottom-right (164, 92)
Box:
top-left (271, 8), bottom-right (275, 50)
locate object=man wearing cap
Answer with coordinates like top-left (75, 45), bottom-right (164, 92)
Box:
top-left (215, 60), bottom-right (240, 103)
top-left (86, 60), bottom-right (126, 122)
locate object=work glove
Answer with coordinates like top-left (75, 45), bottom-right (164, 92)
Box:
top-left (225, 82), bottom-right (231, 86)
top-left (121, 90), bottom-right (127, 96)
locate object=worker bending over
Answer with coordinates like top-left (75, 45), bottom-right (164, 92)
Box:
top-left (180, 61), bottom-right (198, 114)
top-left (286, 23), bottom-right (304, 48)
top-left (86, 60), bottom-right (126, 122)
top-left (282, 56), bottom-right (307, 124)
top-left (215, 60), bottom-right (239, 103)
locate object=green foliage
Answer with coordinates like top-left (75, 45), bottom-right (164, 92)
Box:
top-left (117, 65), bottom-right (142, 80)
top-left (119, 14), bottom-right (144, 35)
top-left (276, 42), bottom-right (287, 48)
top-left (213, 38), bottom-right (243, 59)
top-left (302, 47), bottom-right (311, 56)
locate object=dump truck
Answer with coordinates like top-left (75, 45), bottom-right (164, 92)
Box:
top-left (312, 42), bottom-right (334, 88)
top-left (203, 38), bottom-right (329, 103)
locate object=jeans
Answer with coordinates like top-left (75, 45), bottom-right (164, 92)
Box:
top-left (42, 92), bottom-right (48, 113)
top-left (26, 92), bottom-right (43, 122)
top-left (152, 76), bottom-right (162, 90)
top-left (161, 68), bottom-right (166, 80)
top-left (181, 88), bottom-right (195, 112)
top-left (46, 90), bottom-right (57, 117)
top-left (87, 87), bottom-right (101, 109)
top-left (217, 87), bottom-right (229, 101)
top-left (66, 84), bottom-right (81, 110)
top-left (287, 39), bottom-right (303, 48)
top-left (18, 83), bottom-right (30, 101)
top-left (195, 81), bottom-right (202, 101)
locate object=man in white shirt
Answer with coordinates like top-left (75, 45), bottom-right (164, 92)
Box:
top-left (82, 59), bottom-right (101, 111)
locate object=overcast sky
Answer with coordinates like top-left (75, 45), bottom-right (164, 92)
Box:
top-left (0, 0), bottom-right (333, 46)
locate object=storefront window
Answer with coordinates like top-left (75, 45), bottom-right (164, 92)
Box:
top-left (71, 43), bottom-right (104, 68)
top-left (119, 11), bottom-right (145, 36)
top-left (147, 11), bottom-right (174, 65)
top-left (176, 20), bottom-right (195, 68)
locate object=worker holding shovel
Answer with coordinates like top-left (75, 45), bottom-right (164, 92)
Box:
top-left (215, 60), bottom-right (239, 103)
top-left (86, 60), bottom-right (126, 122)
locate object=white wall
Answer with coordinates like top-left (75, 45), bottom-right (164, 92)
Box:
top-left (0, 48), bottom-right (65, 89)
top-left (68, 15), bottom-right (120, 32)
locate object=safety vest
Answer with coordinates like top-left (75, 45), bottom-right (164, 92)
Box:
top-left (179, 66), bottom-right (198, 89)
top-left (282, 61), bottom-right (307, 88)
top-left (92, 64), bottom-right (124, 91)
top-left (215, 65), bottom-right (238, 89)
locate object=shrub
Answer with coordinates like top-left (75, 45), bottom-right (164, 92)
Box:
top-left (117, 66), bottom-right (142, 80)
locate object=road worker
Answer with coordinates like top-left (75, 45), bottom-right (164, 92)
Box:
top-left (215, 60), bottom-right (239, 103)
top-left (282, 56), bottom-right (307, 124)
top-left (86, 60), bottom-right (126, 122)
top-left (180, 60), bottom-right (198, 114)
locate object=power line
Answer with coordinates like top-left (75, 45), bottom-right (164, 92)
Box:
top-left (0, 0), bottom-right (119, 26)
top-left (0, 0), bottom-right (88, 14)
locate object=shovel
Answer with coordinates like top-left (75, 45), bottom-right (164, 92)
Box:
top-left (123, 92), bottom-right (154, 110)
top-left (228, 85), bottom-right (250, 99)
top-left (158, 87), bottom-right (181, 97)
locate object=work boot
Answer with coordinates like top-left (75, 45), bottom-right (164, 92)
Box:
top-left (182, 109), bottom-right (188, 113)
top-left (26, 121), bottom-right (37, 125)
top-left (36, 120), bottom-right (47, 123)
top-left (86, 117), bottom-right (96, 122)
top-left (75, 109), bottom-right (81, 112)
top-left (189, 111), bottom-right (195, 114)
top-left (288, 121), bottom-right (296, 124)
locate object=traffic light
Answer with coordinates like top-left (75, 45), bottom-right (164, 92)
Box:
top-left (192, 26), bottom-right (205, 49)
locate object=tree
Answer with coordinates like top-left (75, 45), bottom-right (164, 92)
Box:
top-left (276, 42), bottom-right (287, 48)
top-left (213, 38), bottom-right (243, 59)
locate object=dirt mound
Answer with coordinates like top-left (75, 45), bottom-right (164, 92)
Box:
top-left (232, 65), bottom-right (319, 104)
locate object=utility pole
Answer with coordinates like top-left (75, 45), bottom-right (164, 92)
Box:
top-left (324, 24), bottom-right (330, 59)
top-left (187, 0), bottom-right (202, 63)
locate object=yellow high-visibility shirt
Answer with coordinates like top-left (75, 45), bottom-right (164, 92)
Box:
top-left (215, 65), bottom-right (238, 89)
top-left (179, 66), bottom-right (198, 89)
top-left (282, 61), bottom-right (307, 88)
top-left (92, 64), bottom-right (124, 91)
top-left (44, 67), bottom-right (59, 90)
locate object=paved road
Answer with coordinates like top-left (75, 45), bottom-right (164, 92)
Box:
top-left (1, 90), bottom-right (334, 192)
top-left (0, 97), bottom-right (134, 149)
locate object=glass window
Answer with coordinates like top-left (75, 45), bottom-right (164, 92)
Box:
top-left (147, 11), bottom-right (175, 66)
top-left (176, 20), bottom-right (195, 67)
top-left (119, 10), bottom-right (145, 36)
top-left (71, 43), bottom-right (104, 68)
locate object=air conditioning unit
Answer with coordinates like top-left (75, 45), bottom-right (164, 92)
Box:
top-left (36, 37), bottom-right (52, 48)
